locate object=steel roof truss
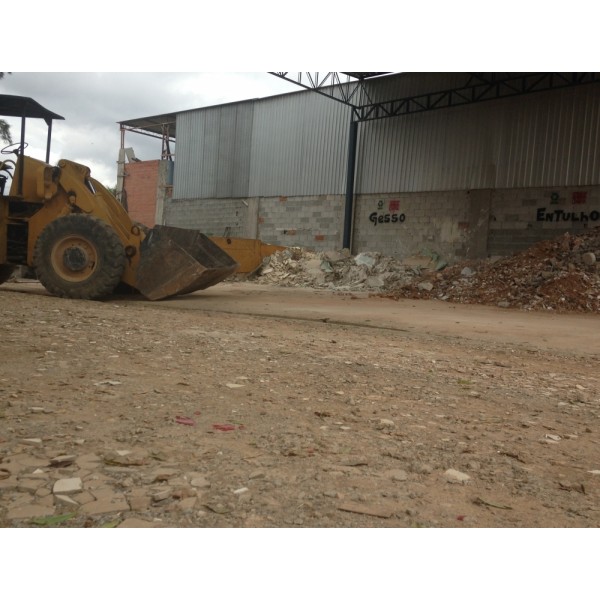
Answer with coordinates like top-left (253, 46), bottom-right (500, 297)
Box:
top-left (271, 72), bottom-right (599, 122)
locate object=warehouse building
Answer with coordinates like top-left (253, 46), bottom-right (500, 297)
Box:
top-left (119, 72), bottom-right (600, 264)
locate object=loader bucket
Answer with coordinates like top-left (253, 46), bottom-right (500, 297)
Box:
top-left (135, 225), bottom-right (239, 300)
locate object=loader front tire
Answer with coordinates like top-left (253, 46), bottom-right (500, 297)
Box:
top-left (0, 264), bottom-right (15, 285)
top-left (34, 215), bottom-right (125, 300)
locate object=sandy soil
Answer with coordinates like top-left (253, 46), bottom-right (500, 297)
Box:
top-left (1, 281), bottom-right (599, 528)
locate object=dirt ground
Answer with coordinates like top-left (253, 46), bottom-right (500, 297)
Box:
top-left (1, 281), bottom-right (599, 528)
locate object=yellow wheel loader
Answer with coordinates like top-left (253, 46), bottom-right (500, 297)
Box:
top-left (0, 95), bottom-right (238, 300)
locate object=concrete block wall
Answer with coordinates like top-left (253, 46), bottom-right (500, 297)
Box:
top-left (164, 197), bottom-right (256, 238)
top-left (488, 186), bottom-right (600, 256)
top-left (257, 195), bottom-right (344, 249)
top-left (352, 191), bottom-right (480, 262)
top-left (164, 194), bottom-right (345, 250)
top-left (134, 162), bottom-right (600, 263)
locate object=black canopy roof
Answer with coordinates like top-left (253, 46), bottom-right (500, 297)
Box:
top-left (0, 94), bottom-right (64, 122)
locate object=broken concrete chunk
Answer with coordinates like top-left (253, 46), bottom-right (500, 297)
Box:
top-left (53, 477), bottom-right (83, 495)
top-left (354, 253), bottom-right (377, 268)
top-left (49, 455), bottom-right (77, 467)
top-left (103, 449), bottom-right (148, 466)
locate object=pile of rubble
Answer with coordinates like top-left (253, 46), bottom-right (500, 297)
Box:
top-left (252, 247), bottom-right (420, 292)
top-left (249, 227), bottom-right (600, 313)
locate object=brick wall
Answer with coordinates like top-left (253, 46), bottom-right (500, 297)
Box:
top-left (123, 161), bottom-right (160, 227)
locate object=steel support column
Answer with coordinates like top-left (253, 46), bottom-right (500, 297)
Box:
top-left (343, 119), bottom-right (358, 251)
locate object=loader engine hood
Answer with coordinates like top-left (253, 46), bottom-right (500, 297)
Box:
top-left (135, 225), bottom-right (239, 300)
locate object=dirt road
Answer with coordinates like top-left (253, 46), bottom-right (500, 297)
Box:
top-left (1, 281), bottom-right (599, 528)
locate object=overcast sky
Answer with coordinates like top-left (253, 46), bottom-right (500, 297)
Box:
top-left (2, 3), bottom-right (592, 187)
top-left (1, 72), bottom-right (297, 186)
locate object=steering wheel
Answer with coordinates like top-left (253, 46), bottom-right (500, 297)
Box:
top-left (1, 142), bottom-right (28, 155)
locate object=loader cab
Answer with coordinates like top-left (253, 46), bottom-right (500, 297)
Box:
top-left (0, 94), bottom-right (64, 198)
top-left (0, 95), bottom-right (64, 268)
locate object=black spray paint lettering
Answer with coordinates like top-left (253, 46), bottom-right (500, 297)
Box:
top-left (536, 208), bottom-right (600, 222)
top-left (369, 212), bottom-right (406, 226)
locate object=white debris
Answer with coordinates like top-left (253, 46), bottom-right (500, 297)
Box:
top-left (444, 469), bottom-right (471, 484)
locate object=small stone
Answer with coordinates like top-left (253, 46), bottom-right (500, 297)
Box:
top-left (28, 469), bottom-right (49, 479)
top-left (152, 488), bottom-right (173, 502)
top-left (225, 383), bottom-right (245, 389)
top-left (103, 449), bottom-right (147, 466)
top-left (49, 455), bottom-right (77, 467)
top-left (461, 267), bottom-right (475, 277)
top-left (233, 487), bottom-right (249, 495)
top-left (378, 418), bottom-right (395, 428)
top-left (582, 252), bottom-right (596, 266)
top-left (497, 301), bottom-right (510, 308)
top-left (53, 477), bottom-right (83, 495)
top-left (21, 438), bottom-right (43, 446)
top-left (418, 282), bottom-right (434, 291)
top-left (249, 470), bottom-right (266, 480)
top-left (444, 469), bottom-right (471, 484)
top-left (54, 494), bottom-right (79, 508)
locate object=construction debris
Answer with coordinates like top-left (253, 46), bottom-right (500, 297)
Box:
top-left (248, 227), bottom-right (600, 313)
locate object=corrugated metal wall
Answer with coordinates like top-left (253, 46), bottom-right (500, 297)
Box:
top-left (175, 102), bottom-right (254, 199)
top-left (173, 74), bottom-right (600, 200)
top-left (355, 82), bottom-right (600, 193)
top-left (249, 92), bottom-right (350, 196)
top-left (174, 91), bottom-right (351, 200)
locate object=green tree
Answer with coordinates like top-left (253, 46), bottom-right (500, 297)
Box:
top-left (0, 73), bottom-right (12, 144)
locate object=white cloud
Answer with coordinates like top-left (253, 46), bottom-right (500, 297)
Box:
top-left (1, 72), bottom-right (295, 186)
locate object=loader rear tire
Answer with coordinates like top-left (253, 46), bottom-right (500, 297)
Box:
top-left (0, 264), bottom-right (15, 285)
top-left (34, 214), bottom-right (126, 300)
